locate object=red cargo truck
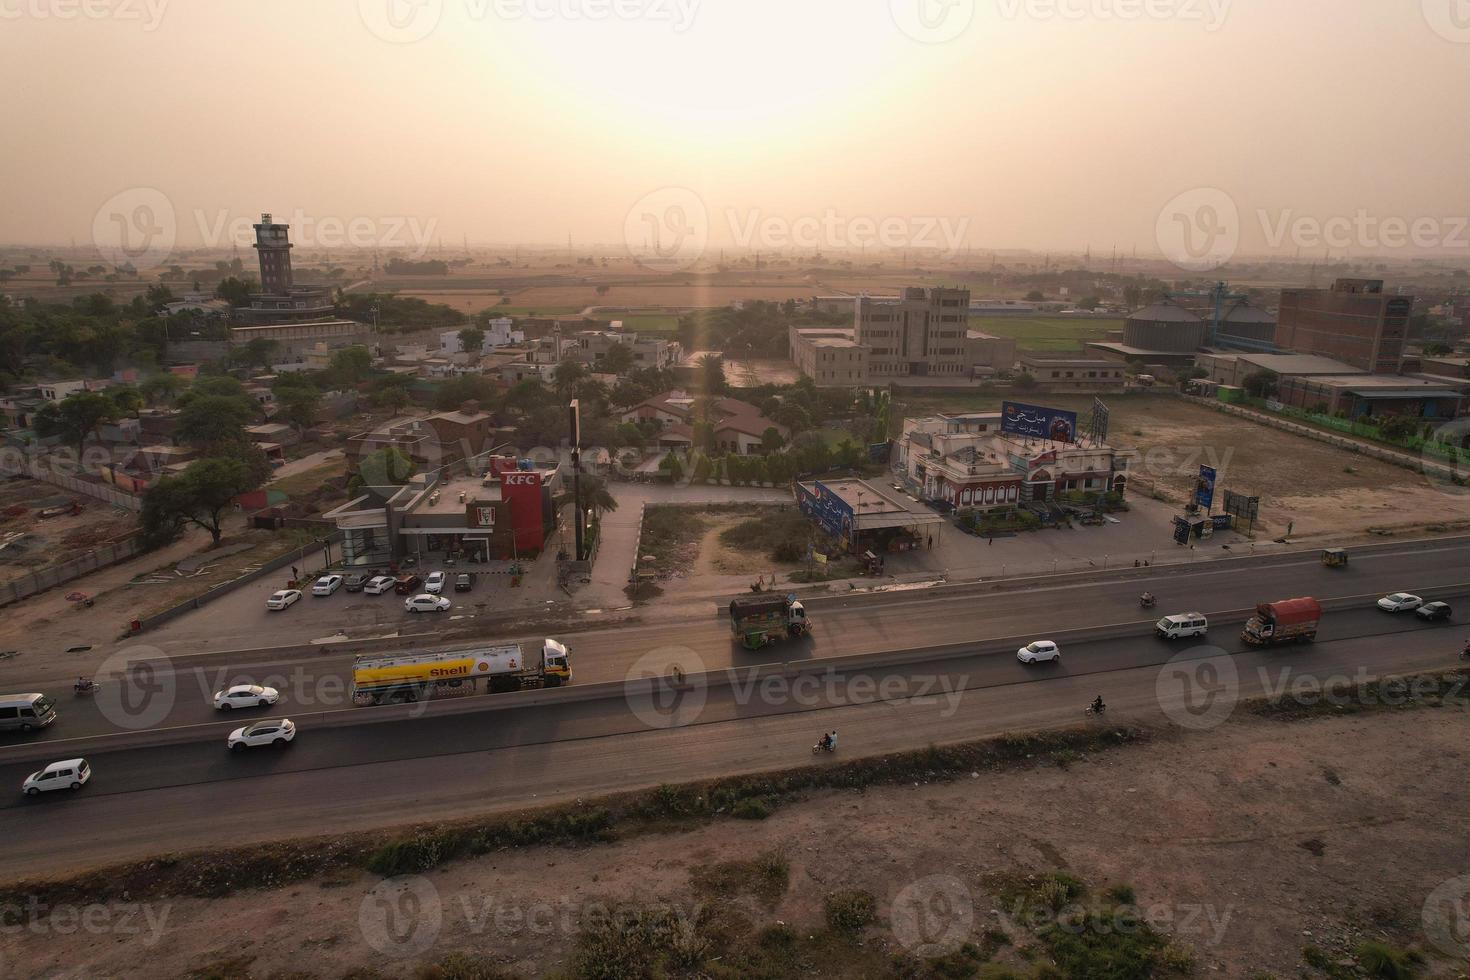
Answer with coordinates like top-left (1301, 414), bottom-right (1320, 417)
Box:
top-left (1241, 597), bottom-right (1322, 646)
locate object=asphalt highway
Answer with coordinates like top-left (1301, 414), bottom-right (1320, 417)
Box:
top-left (0, 596), bottom-right (1465, 881)
top-left (4, 537), bottom-right (1467, 744)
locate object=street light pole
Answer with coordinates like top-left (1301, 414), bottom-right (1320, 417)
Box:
top-left (570, 399), bottom-right (584, 562)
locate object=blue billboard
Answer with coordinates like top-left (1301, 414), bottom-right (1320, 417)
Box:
top-left (1001, 402), bottom-right (1079, 444)
top-left (1195, 465), bottom-right (1217, 510)
top-left (797, 481), bottom-right (855, 541)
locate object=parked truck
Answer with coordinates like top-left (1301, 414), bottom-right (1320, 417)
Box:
top-left (1241, 597), bottom-right (1322, 646)
top-left (729, 594), bottom-right (809, 650)
top-left (350, 639), bottom-right (572, 705)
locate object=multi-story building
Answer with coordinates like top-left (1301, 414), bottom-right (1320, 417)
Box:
top-left (1276, 278), bottom-right (1412, 375)
top-left (790, 286), bottom-right (975, 387)
top-left (562, 331), bottom-right (681, 372)
top-left (238, 213), bottom-right (336, 324)
top-left (227, 320), bottom-right (374, 361)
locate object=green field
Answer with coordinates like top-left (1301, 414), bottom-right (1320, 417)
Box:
top-left (972, 316), bottom-right (1121, 352)
top-left (475, 305), bottom-right (583, 317)
top-left (616, 314), bottom-right (681, 333)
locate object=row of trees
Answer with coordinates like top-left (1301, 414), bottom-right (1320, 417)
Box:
top-left (657, 434), bottom-right (870, 486)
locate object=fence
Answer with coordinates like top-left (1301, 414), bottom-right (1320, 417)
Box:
top-left (133, 532), bottom-right (343, 633)
top-left (0, 535), bottom-right (143, 608)
top-left (626, 502), bottom-right (647, 584)
top-left (0, 461), bottom-right (143, 512)
top-left (1236, 395), bottom-right (1470, 467)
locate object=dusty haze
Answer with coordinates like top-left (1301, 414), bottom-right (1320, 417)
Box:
top-left (2, 0), bottom-right (1468, 259)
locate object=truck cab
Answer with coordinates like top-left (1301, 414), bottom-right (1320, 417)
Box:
top-left (541, 639), bottom-right (572, 685)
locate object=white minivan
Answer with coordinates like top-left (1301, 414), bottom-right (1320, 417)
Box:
top-left (1156, 613), bottom-right (1209, 640)
top-left (0, 693), bottom-right (58, 733)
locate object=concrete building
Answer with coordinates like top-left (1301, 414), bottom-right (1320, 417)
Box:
top-left (795, 478), bottom-right (945, 554)
top-left (346, 404), bottom-right (497, 473)
top-left (966, 331), bottom-right (1017, 376)
top-left (1017, 355), bottom-right (1127, 390)
top-left (561, 330), bottom-right (681, 372)
top-left (790, 286), bottom-right (974, 386)
top-left (1275, 374), bottom-right (1463, 419)
top-left (789, 329), bottom-right (869, 387)
top-left (1195, 351), bottom-right (1362, 388)
top-left (897, 412), bottom-right (1136, 508)
top-left (228, 319), bottom-right (373, 361)
top-left (1276, 278), bottom-right (1412, 374)
top-left (238, 213), bottom-right (336, 324)
top-left (439, 318), bottom-right (526, 355)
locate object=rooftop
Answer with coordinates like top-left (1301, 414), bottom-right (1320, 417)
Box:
top-left (413, 475), bottom-right (500, 515)
top-left (1237, 353), bottom-right (1364, 375)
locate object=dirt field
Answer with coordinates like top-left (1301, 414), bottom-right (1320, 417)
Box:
top-left (892, 392), bottom-right (1470, 542)
top-left (0, 479), bottom-right (136, 588)
top-left (9, 705), bottom-right (1468, 978)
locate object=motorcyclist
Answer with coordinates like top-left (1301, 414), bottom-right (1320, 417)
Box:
top-left (826, 731), bottom-right (837, 751)
top-left (1090, 695), bottom-right (1105, 714)
top-left (1140, 591), bottom-right (1155, 607)
top-left (74, 676), bottom-right (92, 692)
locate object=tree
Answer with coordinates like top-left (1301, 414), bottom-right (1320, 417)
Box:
top-left (552, 361), bottom-right (590, 397)
top-left (1423, 341), bottom-right (1453, 357)
top-left (108, 386), bottom-right (144, 417)
top-left (1242, 369), bottom-right (1279, 399)
top-left (372, 375), bottom-right (414, 414)
top-left (433, 374), bottom-right (498, 412)
top-left (601, 343), bottom-right (635, 376)
top-left (140, 456), bottom-right (264, 547)
top-left (614, 422), bottom-right (646, 450)
top-left (568, 473), bottom-right (617, 517)
top-left (761, 426), bottom-right (786, 453)
top-left (1014, 371), bottom-right (1038, 390)
top-left (352, 447), bottom-right (416, 497)
top-left (1380, 415), bottom-right (1418, 441)
top-left (176, 394), bottom-right (258, 450)
top-left (698, 354), bottom-right (728, 396)
top-left (1025, 290), bottom-right (1045, 302)
top-left (232, 337), bottom-right (280, 370)
top-left (595, 285), bottom-right (611, 297)
top-left (34, 392), bottom-right (115, 456)
top-left (457, 327), bottom-right (485, 354)
top-left (139, 372), bottom-right (185, 406)
top-left (328, 346), bottom-right (374, 386)
top-left (276, 384), bottom-right (321, 431)
top-left (214, 277), bottom-right (257, 307)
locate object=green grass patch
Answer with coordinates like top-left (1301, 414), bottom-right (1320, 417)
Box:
top-left (691, 850), bottom-right (790, 909)
top-left (824, 889), bottom-right (877, 934)
top-left (1355, 941), bottom-right (1423, 979)
top-left (617, 313), bottom-right (681, 333)
top-left (971, 316), bottom-right (1122, 353)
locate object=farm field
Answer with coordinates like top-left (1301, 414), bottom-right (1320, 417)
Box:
top-left (971, 316), bottom-right (1121, 352)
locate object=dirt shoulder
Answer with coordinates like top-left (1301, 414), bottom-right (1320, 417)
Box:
top-left (5, 700), bottom-right (1469, 978)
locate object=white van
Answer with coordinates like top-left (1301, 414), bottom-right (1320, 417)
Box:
top-left (1156, 613), bottom-right (1209, 639)
top-left (0, 693), bottom-right (58, 733)
top-left (22, 758), bottom-right (90, 795)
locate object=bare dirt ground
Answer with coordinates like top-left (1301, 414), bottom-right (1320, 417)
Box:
top-left (0, 479), bottom-right (136, 588)
top-left (893, 392), bottom-right (1470, 542)
top-left (7, 708), bottom-right (1468, 978)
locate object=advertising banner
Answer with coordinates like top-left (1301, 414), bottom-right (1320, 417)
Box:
top-left (1001, 402), bottom-right (1079, 443)
top-left (1195, 465), bottom-right (1217, 510)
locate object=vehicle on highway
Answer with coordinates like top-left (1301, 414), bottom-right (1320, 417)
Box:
top-left (227, 719), bottom-right (296, 751)
top-left (312, 574), bottom-right (344, 597)
top-left (455, 573), bottom-right (473, 592)
top-left (425, 571), bottom-right (447, 594)
top-left (266, 589), bottom-right (303, 611)
top-left (1377, 593), bottom-right (1423, 613)
top-left (350, 639), bottom-right (572, 704)
top-left (22, 758), bottom-right (90, 796)
top-left (1156, 613), bottom-right (1208, 640)
top-left (364, 575), bottom-right (397, 595)
top-left (404, 593), bottom-right (452, 613)
top-left (1416, 601), bottom-right (1452, 622)
top-left (344, 574), bottom-right (370, 593)
top-left (1242, 597), bottom-right (1321, 645)
top-left (0, 693), bottom-right (58, 732)
top-left (1017, 640), bottom-right (1061, 664)
top-left (213, 684), bottom-right (281, 710)
top-left (394, 574), bottom-right (424, 595)
top-left (729, 594), bottom-right (809, 650)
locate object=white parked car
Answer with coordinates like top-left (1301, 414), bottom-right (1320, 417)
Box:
top-left (404, 593), bottom-right (452, 614)
top-left (312, 575), bottom-right (344, 597)
top-left (364, 575), bottom-right (397, 595)
top-left (1377, 593), bottom-right (1423, 613)
top-left (22, 758), bottom-right (91, 796)
top-left (227, 719), bottom-right (296, 751)
top-left (266, 589), bottom-right (302, 611)
top-left (213, 684), bottom-right (280, 710)
top-left (424, 571), bottom-right (447, 594)
top-left (1017, 640), bottom-right (1061, 664)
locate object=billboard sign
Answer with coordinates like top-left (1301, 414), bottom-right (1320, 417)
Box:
top-left (1172, 516), bottom-right (1191, 544)
top-left (1223, 490), bottom-right (1260, 521)
top-left (1211, 514), bottom-right (1233, 531)
top-left (1195, 465), bottom-right (1217, 510)
top-left (1001, 402), bottom-right (1079, 444)
top-left (799, 481), bottom-right (856, 541)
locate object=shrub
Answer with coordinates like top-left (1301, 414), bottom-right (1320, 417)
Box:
top-left (1356, 941), bottom-right (1424, 979)
top-left (732, 796), bottom-right (773, 820)
top-left (824, 889), bottom-right (876, 934)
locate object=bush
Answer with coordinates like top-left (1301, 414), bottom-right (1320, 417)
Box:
top-left (824, 889), bottom-right (876, 934)
top-left (1356, 941), bottom-right (1423, 979)
top-left (732, 796), bottom-right (773, 820)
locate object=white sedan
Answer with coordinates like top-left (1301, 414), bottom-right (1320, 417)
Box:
top-left (1377, 593), bottom-right (1423, 613)
top-left (424, 571), bottom-right (447, 594)
top-left (1017, 640), bottom-right (1061, 664)
top-left (213, 685), bottom-right (280, 710)
top-left (266, 589), bottom-right (303, 611)
top-left (312, 574), bottom-right (344, 596)
top-left (364, 575), bottom-right (397, 595)
top-left (227, 719), bottom-right (296, 751)
top-left (404, 593), bottom-right (452, 614)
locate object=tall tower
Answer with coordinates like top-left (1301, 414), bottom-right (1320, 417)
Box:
top-left (252, 213), bottom-right (294, 296)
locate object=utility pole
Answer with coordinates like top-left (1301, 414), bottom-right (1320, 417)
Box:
top-left (570, 399), bottom-right (584, 562)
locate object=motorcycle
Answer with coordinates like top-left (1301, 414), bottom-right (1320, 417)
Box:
top-left (812, 739), bottom-right (837, 754)
top-left (1139, 595), bottom-right (1157, 609)
top-left (73, 680), bottom-right (98, 697)
top-left (1085, 702), bottom-right (1107, 716)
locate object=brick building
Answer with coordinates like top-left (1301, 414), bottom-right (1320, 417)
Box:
top-left (1276, 278), bottom-right (1412, 374)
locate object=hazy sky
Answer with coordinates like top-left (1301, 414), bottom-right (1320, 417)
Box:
top-left (3, 0), bottom-right (1469, 263)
